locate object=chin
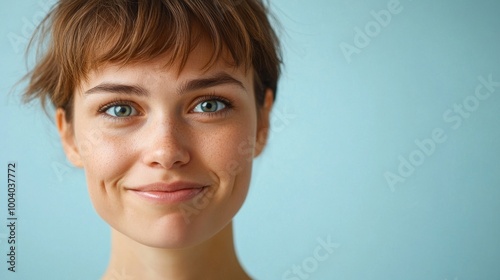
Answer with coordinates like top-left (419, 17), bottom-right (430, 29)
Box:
top-left (108, 210), bottom-right (228, 249)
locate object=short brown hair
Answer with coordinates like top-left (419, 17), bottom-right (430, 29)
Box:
top-left (23, 0), bottom-right (282, 121)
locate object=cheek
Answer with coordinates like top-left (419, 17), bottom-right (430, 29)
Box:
top-left (201, 123), bottom-right (256, 180)
top-left (203, 123), bottom-right (257, 211)
top-left (183, 124), bottom-right (256, 231)
top-left (77, 131), bottom-right (140, 230)
top-left (78, 136), bottom-right (131, 179)
top-left (75, 127), bottom-right (137, 205)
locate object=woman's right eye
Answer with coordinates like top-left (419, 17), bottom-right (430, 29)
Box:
top-left (100, 103), bottom-right (139, 118)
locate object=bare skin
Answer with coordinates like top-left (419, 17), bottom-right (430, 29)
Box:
top-left (55, 35), bottom-right (273, 279)
top-left (103, 223), bottom-right (251, 280)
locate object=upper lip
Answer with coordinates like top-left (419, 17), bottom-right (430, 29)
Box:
top-left (128, 181), bottom-right (206, 192)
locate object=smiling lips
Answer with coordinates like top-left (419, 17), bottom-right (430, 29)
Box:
top-left (128, 181), bottom-right (207, 203)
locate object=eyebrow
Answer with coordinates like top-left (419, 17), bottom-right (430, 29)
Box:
top-left (84, 83), bottom-right (148, 96)
top-left (177, 72), bottom-right (246, 95)
top-left (84, 72), bottom-right (246, 96)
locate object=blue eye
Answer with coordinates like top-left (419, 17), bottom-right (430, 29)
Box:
top-left (104, 105), bottom-right (138, 117)
top-left (193, 99), bottom-right (227, 113)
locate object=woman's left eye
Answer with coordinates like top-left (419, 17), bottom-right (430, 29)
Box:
top-left (104, 105), bottom-right (138, 117)
top-left (193, 99), bottom-right (227, 113)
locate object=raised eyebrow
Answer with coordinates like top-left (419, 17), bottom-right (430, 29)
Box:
top-left (177, 72), bottom-right (247, 95)
top-left (84, 83), bottom-right (149, 96)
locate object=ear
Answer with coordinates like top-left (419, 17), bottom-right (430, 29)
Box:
top-left (56, 108), bottom-right (83, 168)
top-left (254, 89), bottom-right (274, 158)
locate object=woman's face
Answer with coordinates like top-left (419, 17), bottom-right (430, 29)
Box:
top-left (56, 37), bottom-right (272, 248)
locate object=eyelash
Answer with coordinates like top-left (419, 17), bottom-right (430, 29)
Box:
top-left (97, 94), bottom-right (234, 121)
top-left (97, 99), bottom-right (139, 121)
top-left (193, 94), bottom-right (234, 117)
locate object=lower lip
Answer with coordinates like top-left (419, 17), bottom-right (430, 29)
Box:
top-left (129, 187), bottom-right (207, 204)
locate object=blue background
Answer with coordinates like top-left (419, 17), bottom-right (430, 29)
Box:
top-left (1, 0), bottom-right (499, 279)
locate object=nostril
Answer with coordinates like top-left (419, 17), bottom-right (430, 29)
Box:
top-left (143, 143), bottom-right (191, 170)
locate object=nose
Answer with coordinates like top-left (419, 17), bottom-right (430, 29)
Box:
top-left (141, 117), bottom-right (191, 169)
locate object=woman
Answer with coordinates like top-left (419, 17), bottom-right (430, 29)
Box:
top-left (22, 0), bottom-right (281, 279)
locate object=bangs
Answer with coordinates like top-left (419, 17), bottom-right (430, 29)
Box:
top-left (55, 0), bottom-right (252, 78)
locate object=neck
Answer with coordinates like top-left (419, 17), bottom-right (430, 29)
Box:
top-left (102, 222), bottom-right (251, 280)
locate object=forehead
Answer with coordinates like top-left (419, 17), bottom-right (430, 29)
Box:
top-left (79, 35), bottom-right (252, 91)
top-left (77, 36), bottom-right (254, 97)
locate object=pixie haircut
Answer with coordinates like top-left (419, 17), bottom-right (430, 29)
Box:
top-left (23, 0), bottom-right (282, 121)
